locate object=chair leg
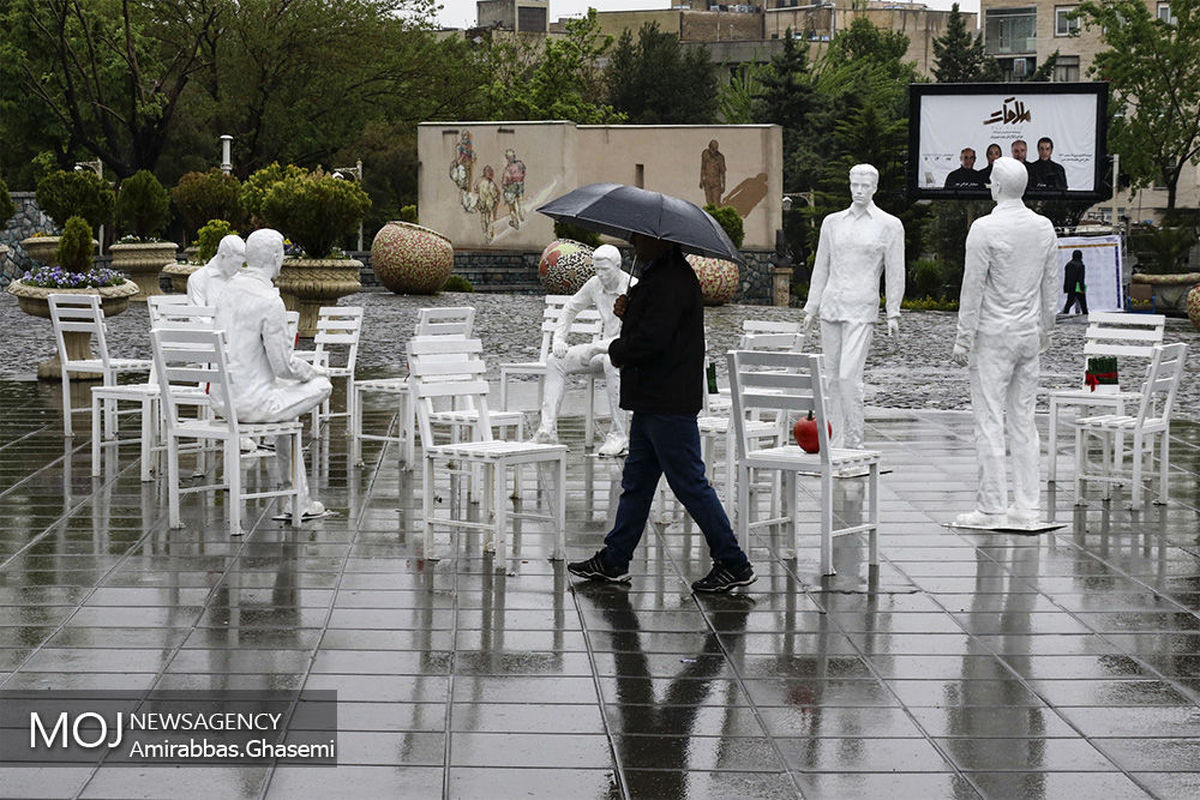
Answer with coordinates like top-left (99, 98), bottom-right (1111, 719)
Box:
top-left (585, 375), bottom-right (595, 445)
top-left (292, 430), bottom-right (303, 525)
top-left (737, 464), bottom-right (751, 544)
top-left (350, 386), bottom-right (362, 466)
top-left (820, 470), bottom-right (834, 576)
top-left (1100, 433), bottom-right (1113, 500)
top-left (140, 397), bottom-right (154, 482)
top-left (404, 393), bottom-right (416, 467)
top-left (91, 391), bottom-right (102, 477)
top-left (554, 456), bottom-right (566, 560)
top-left (226, 438), bottom-right (241, 535)
top-left (1047, 399), bottom-right (1059, 484)
top-left (167, 436), bottom-right (182, 528)
top-left (493, 463), bottom-right (508, 569)
top-left (1074, 426), bottom-right (1086, 506)
top-left (62, 368), bottom-right (73, 436)
top-left (868, 463), bottom-right (880, 566)
top-left (1130, 431), bottom-right (1144, 508)
top-left (1157, 430), bottom-right (1170, 505)
top-left (423, 457), bottom-right (436, 559)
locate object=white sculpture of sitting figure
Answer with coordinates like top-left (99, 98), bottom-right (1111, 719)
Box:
top-left (801, 163), bottom-right (905, 449)
top-left (532, 244), bottom-right (632, 457)
top-left (213, 228), bottom-right (332, 519)
top-left (187, 234), bottom-right (245, 306)
top-left (951, 157), bottom-right (1058, 528)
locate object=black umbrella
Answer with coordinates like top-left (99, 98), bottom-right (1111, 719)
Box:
top-left (537, 182), bottom-right (745, 266)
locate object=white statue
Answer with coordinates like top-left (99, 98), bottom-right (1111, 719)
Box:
top-left (187, 234), bottom-right (245, 306)
top-left (802, 164), bottom-right (905, 449)
top-left (212, 229), bottom-right (332, 519)
top-left (532, 244), bottom-right (632, 457)
top-left (951, 157), bottom-right (1058, 528)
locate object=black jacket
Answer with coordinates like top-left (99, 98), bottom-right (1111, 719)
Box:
top-left (608, 247), bottom-right (705, 414)
top-left (1064, 256), bottom-right (1086, 293)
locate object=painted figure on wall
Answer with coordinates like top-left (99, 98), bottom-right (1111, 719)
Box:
top-left (476, 165), bottom-right (499, 242)
top-left (501, 148), bottom-right (527, 229)
top-left (700, 139), bottom-right (726, 207)
top-left (450, 131), bottom-right (476, 212)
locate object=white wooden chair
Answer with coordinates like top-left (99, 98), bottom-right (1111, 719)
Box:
top-left (1073, 342), bottom-right (1188, 508)
top-left (408, 335), bottom-right (567, 565)
top-left (147, 294), bottom-right (195, 325)
top-left (728, 350), bottom-right (881, 576)
top-left (1048, 311), bottom-right (1166, 483)
top-left (47, 294), bottom-right (153, 436)
top-left (151, 327), bottom-right (304, 533)
top-left (499, 295), bottom-right (606, 443)
top-left (296, 306), bottom-right (363, 431)
top-left (351, 307), bottom-right (476, 467)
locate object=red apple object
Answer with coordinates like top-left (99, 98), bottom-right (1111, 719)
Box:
top-left (793, 410), bottom-right (830, 453)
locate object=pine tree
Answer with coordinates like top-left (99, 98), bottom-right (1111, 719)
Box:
top-left (932, 3), bottom-right (1001, 82)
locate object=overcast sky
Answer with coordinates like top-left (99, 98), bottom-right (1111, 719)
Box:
top-left (433, 1), bottom-right (980, 30)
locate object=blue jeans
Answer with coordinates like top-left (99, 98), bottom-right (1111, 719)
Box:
top-left (602, 413), bottom-right (749, 572)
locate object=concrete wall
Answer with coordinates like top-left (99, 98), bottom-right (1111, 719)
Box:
top-left (680, 10), bottom-right (765, 41)
top-left (417, 121), bottom-right (782, 252)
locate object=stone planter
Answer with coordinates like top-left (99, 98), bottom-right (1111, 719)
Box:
top-left (1187, 283), bottom-right (1200, 331)
top-left (22, 236), bottom-right (61, 267)
top-left (1132, 272), bottom-right (1200, 314)
top-left (108, 241), bottom-right (178, 300)
top-left (0, 244), bottom-right (9, 276)
top-left (160, 261), bottom-right (201, 294)
top-left (371, 220), bottom-right (453, 295)
top-left (538, 239), bottom-right (595, 294)
top-left (686, 254), bottom-right (740, 305)
top-left (6, 278), bottom-right (140, 379)
top-left (275, 257), bottom-right (362, 337)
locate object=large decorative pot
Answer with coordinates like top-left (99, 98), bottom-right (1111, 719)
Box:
top-left (686, 254), bottom-right (740, 305)
top-left (1187, 283), bottom-right (1200, 331)
top-left (275, 256), bottom-right (362, 337)
top-left (1132, 272), bottom-right (1200, 314)
top-left (6, 279), bottom-right (140, 379)
top-left (371, 220), bottom-right (453, 295)
top-left (108, 242), bottom-right (178, 300)
top-left (160, 261), bottom-right (201, 294)
top-left (21, 236), bottom-right (61, 267)
top-left (538, 239), bottom-right (595, 294)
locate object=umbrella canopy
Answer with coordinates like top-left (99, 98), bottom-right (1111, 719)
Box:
top-left (537, 183), bottom-right (745, 265)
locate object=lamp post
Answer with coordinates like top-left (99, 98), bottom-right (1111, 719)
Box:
top-left (333, 159), bottom-right (364, 252)
top-left (219, 135), bottom-right (233, 175)
top-left (74, 159), bottom-right (105, 256)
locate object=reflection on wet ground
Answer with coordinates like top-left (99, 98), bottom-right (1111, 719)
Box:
top-left (0, 372), bottom-right (1198, 799)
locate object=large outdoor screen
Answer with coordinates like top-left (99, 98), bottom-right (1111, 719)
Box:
top-left (908, 82), bottom-right (1108, 201)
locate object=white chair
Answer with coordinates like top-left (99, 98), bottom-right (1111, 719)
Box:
top-left (47, 294), bottom-right (153, 436)
top-left (151, 327), bottom-right (305, 533)
top-left (1073, 342), bottom-right (1187, 508)
top-left (409, 335), bottom-right (568, 565)
top-left (1048, 311), bottom-right (1166, 482)
top-left (728, 350), bottom-right (881, 576)
top-left (499, 295), bottom-right (606, 443)
top-left (147, 294), bottom-right (195, 325)
top-left (351, 307), bottom-right (476, 467)
top-left (299, 306), bottom-right (363, 431)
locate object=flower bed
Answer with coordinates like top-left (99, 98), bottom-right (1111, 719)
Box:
top-left (19, 264), bottom-right (127, 289)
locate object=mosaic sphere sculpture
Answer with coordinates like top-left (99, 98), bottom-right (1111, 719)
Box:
top-left (686, 254), bottom-right (739, 305)
top-left (371, 220), bottom-right (454, 295)
top-left (538, 239), bottom-right (595, 295)
top-left (1187, 283), bottom-right (1200, 332)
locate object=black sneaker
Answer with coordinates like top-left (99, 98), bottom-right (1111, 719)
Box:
top-left (692, 562), bottom-right (756, 593)
top-left (567, 551), bottom-right (630, 584)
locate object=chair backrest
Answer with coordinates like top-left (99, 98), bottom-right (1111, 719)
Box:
top-left (406, 335), bottom-right (491, 447)
top-left (147, 295), bottom-right (195, 325)
top-left (1132, 342), bottom-right (1188, 428)
top-left (47, 294), bottom-right (109, 371)
top-left (149, 300), bottom-right (218, 329)
top-left (739, 319), bottom-right (805, 352)
top-left (415, 306), bottom-right (475, 337)
top-left (1081, 311), bottom-right (1166, 387)
top-left (535, 295), bottom-right (603, 360)
top-left (151, 327), bottom-right (239, 437)
top-left (727, 349), bottom-right (830, 465)
top-left (312, 306), bottom-right (364, 372)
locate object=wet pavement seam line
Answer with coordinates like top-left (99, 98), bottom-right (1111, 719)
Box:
top-left (567, 579), bottom-right (627, 800)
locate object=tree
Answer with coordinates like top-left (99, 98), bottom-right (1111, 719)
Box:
top-left (1076, 0), bottom-right (1200, 209)
top-left (718, 61), bottom-right (770, 124)
top-left (931, 3), bottom-right (1001, 82)
top-left (606, 23), bottom-right (718, 124)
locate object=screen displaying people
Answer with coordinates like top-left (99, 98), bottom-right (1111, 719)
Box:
top-left (944, 148), bottom-right (985, 189)
top-left (941, 136), bottom-right (1071, 195)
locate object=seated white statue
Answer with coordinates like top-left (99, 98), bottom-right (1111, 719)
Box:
top-left (212, 228), bottom-right (332, 518)
top-left (187, 234), bottom-right (245, 306)
top-left (532, 244), bottom-right (632, 456)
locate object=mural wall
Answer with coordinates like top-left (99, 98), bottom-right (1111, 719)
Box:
top-left (418, 122), bottom-right (782, 251)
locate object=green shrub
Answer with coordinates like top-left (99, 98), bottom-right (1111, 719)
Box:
top-left (553, 221), bottom-right (602, 247)
top-left (196, 219), bottom-right (238, 263)
top-left (114, 170), bottom-right (171, 239)
top-left (241, 163), bottom-right (308, 226)
top-left (56, 216), bottom-right (95, 272)
top-left (171, 170), bottom-right (243, 236)
top-left (441, 274), bottom-right (474, 293)
top-left (1130, 226), bottom-right (1197, 274)
top-left (0, 176), bottom-right (13, 226)
top-left (397, 204), bottom-right (419, 224)
top-left (908, 258), bottom-right (944, 300)
top-left (261, 170), bottom-right (370, 259)
top-left (901, 296), bottom-right (958, 311)
top-left (703, 204), bottom-right (744, 249)
top-left (35, 169), bottom-right (115, 229)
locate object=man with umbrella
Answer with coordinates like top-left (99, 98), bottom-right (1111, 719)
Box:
top-left (539, 184), bottom-right (755, 592)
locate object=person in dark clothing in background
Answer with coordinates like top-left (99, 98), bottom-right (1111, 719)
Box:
top-left (1062, 249), bottom-right (1089, 314)
top-left (567, 233), bottom-right (755, 593)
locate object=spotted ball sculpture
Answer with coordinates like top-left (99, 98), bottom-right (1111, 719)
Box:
top-left (538, 239), bottom-right (595, 295)
top-left (371, 220), bottom-right (454, 294)
top-left (686, 254), bottom-right (739, 305)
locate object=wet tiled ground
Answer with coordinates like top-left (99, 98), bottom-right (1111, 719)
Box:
top-left (1, 311), bottom-right (1199, 798)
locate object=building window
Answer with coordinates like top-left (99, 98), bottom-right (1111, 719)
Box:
top-left (1054, 55), bottom-right (1080, 82)
top-left (1157, 2), bottom-right (1177, 23)
top-left (985, 8), bottom-right (1037, 55)
top-left (1055, 6), bottom-right (1080, 36)
top-left (997, 56), bottom-right (1037, 81)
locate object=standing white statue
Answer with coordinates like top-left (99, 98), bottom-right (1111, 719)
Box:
top-left (187, 234), bottom-right (245, 306)
top-left (951, 156), bottom-right (1058, 528)
top-left (532, 244), bottom-right (633, 457)
top-left (802, 164), bottom-right (905, 449)
top-left (213, 228), bottom-right (332, 520)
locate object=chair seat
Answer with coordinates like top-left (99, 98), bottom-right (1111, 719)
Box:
top-left (327, 367), bottom-right (353, 378)
top-left (175, 418), bottom-right (303, 439)
top-left (746, 444), bottom-right (881, 471)
top-left (1050, 388), bottom-right (1142, 403)
top-left (91, 383), bottom-right (161, 398)
top-left (501, 362), bottom-right (547, 373)
top-left (429, 409), bottom-right (524, 426)
top-left (357, 377), bottom-right (409, 393)
top-left (1076, 413), bottom-right (1166, 432)
top-left (67, 357), bottom-right (153, 373)
top-left (698, 416), bottom-right (776, 436)
top-left (426, 439), bottom-right (567, 463)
